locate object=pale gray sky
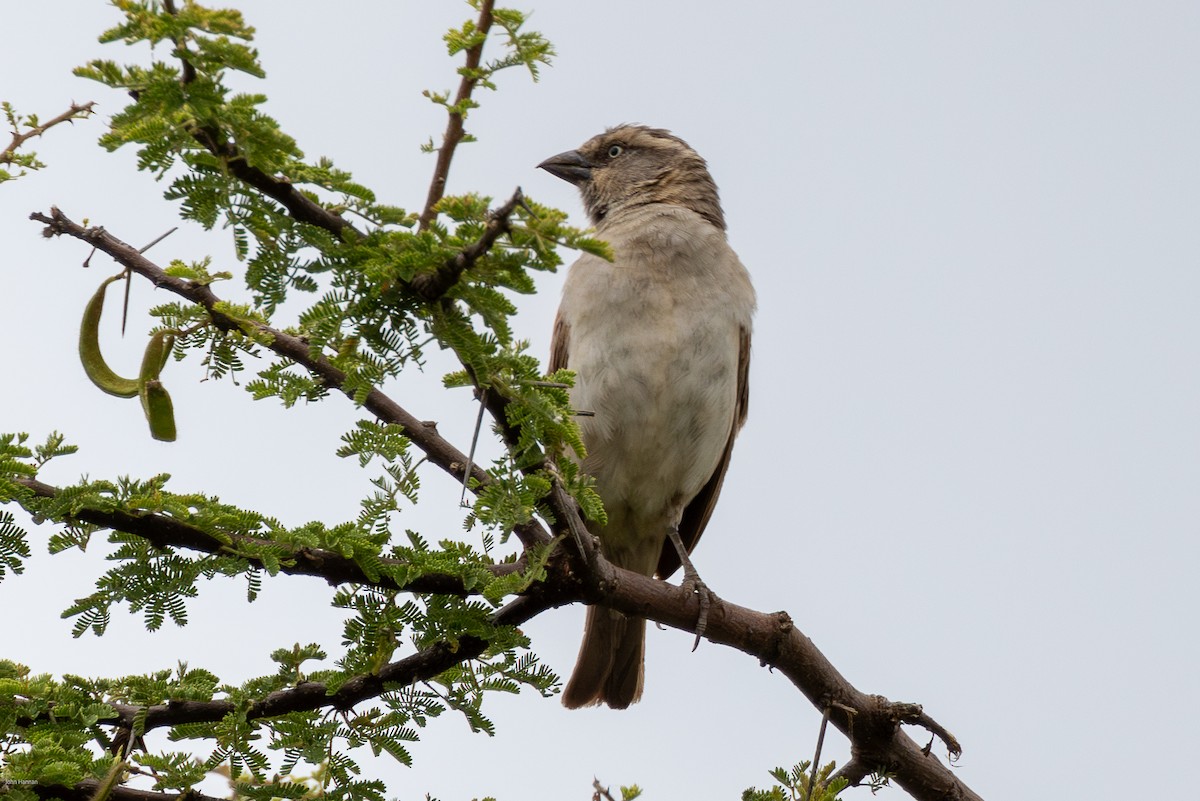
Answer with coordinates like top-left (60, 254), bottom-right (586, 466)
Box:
top-left (2, 2), bottom-right (1198, 799)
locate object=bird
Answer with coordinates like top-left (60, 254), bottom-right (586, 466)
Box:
top-left (538, 125), bottom-right (755, 708)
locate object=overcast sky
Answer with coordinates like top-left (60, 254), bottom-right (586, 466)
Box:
top-left (2, 2), bottom-right (1198, 800)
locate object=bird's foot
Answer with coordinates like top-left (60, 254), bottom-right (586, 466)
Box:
top-left (666, 523), bottom-right (714, 651)
top-left (680, 567), bottom-right (714, 652)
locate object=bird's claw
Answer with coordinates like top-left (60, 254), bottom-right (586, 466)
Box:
top-left (681, 572), bottom-right (713, 651)
top-left (666, 522), bottom-right (715, 650)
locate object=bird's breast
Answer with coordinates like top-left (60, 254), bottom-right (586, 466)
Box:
top-left (558, 215), bottom-right (750, 526)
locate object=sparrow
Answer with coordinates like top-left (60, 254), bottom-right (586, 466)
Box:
top-left (539, 125), bottom-right (755, 708)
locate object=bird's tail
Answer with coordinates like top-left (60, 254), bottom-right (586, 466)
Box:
top-left (561, 605), bottom-right (646, 709)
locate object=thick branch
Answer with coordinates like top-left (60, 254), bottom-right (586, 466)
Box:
top-left (13, 477), bottom-right (519, 595)
top-left (1, 102), bottom-right (95, 166)
top-left (417, 0), bottom-right (495, 230)
top-left (589, 573), bottom-right (981, 801)
top-left (29, 206), bottom-right (550, 550)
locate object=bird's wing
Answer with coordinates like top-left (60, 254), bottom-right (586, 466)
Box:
top-left (549, 312), bottom-right (570, 372)
top-left (657, 325), bottom-right (751, 579)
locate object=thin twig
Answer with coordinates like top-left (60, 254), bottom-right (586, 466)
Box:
top-left (417, 0), bottom-right (496, 230)
top-left (121, 267), bottom-right (132, 336)
top-left (138, 226), bottom-right (179, 254)
top-left (591, 778), bottom-right (616, 801)
top-left (888, 702), bottom-right (963, 761)
top-left (123, 226), bottom-right (178, 335)
top-left (806, 706), bottom-right (833, 801)
top-left (1, 102), bottom-right (96, 166)
top-left (461, 387), bottom-right (488, 505)
top-left (548, 477), bottom-right (594, 566)
top-left (411, 187), bottom-right (524, 301)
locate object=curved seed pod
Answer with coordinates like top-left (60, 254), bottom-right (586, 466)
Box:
top-left (139, 330), bottom-right (175, 383)
top-left (157, 333), bottom-right (176, 374)
top-left (79, 274), bottom-right (140, 398)
top-left (138, 330), bottom-right (178, 442)
top-left (139, 379), bottom-right (177, 442)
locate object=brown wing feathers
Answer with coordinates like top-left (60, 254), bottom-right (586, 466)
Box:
top-left (656, 325), bottom-right (751, 579)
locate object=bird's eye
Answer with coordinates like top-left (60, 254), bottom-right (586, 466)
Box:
top-left (607, 145), bottom-right (624, 158)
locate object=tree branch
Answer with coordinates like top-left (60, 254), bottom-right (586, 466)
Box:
top-left (12, 476), bottom-right (521, 595)
top-left (15, 591), bottom-right (562, 735)
top-left (188, 121), bottom-right (362, 240)
top-left (135, 1), bottom-right (557, 556)
top-left (12, 531), bottom-right (977, 800)
top-left (153, 0), bottom-right (550, 527)
top-left (160, 1), bottom-right (196, 85)
top-left (28, 206), bottom-right (551, 550)
top-left (153, 0), bottom-right (359, 240)
top-left (829, 758), bottom-right (873, 790)
top-left (1, 101), bottom-right (95, 166)
top-left (589, 574), bottom-right (981, 801)
top-left (30, 779), bottom-right (227, 801)
top-left (410, 187), bottom-right (523, 302)
top-left (417, 0), bottom-right (496, 230)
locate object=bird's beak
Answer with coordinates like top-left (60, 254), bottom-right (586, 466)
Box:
top-left (538, 149), bottom-right (592, 185)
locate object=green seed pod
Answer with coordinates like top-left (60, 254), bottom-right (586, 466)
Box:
top-left (158, 333), bottom-right (176, 373)
top-left (139, 379), bottom-right (177, 442)
top-left (78, 274), bottom-right (140, 398)
top-left (139, 330), bottom-right (174, 384)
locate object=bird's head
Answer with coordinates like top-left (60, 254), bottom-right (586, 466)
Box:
top-left (538, 125), bottom-right (725, 230)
